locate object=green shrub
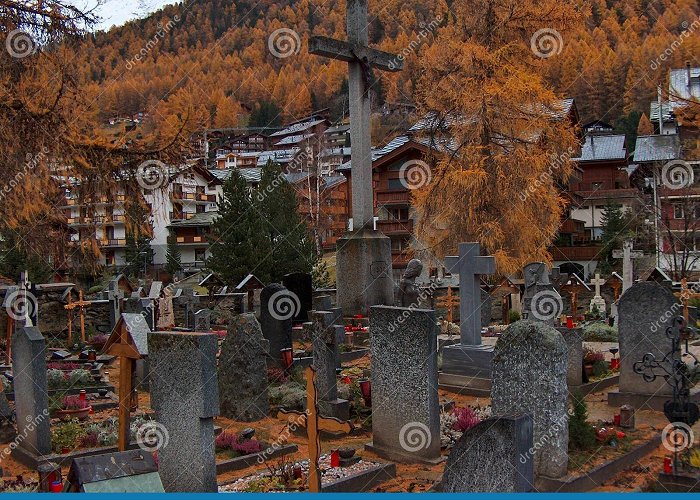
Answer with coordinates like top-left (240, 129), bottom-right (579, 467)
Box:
top-left (52, 419), bottom-right (87, 453)
top-left (583, 322), bottom-right (618, 342)
top-left (47, 369), bottom-right (66, 389)
top-left (269, 383), bottom-right (306, 410)
top-left (68, 369), bottom-right (93, 386)
top-left (508, 310), bottom-right (521, 323)
top-left (568, 393), bottom-right (596, 451)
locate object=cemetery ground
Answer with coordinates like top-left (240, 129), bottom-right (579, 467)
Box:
top-left (2, 336), bottom-right (698, 493)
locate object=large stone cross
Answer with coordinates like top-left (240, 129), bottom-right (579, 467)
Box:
top-left (445, 243), bottom-right (496, 346)
top-left (590, 273), bottom-right (605, 298)
top-left (107, 280), bottom-right (125, 330)
top-left (309, 0), bottom-right (402, 229)
top-left (612, 240), bottom-right (643, 294)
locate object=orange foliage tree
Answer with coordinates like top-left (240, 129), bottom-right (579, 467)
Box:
top-left (411, 0), bottom-right (581, 274)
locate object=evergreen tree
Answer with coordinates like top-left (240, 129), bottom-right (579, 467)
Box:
top-left (257, 160), bottom-right (317, 282)
top-left (249, 100), bottom-right (281, 128)
top-left (599, 202), bottom-right (627, 274)
top-left (0, 230), bottom-right (53, 283)
top-left (165, 230), bottom-right (182, 277)
top-left (207, 169), bottom-right (269, 284)
top-left (122, 200), bottom-right (154, 279)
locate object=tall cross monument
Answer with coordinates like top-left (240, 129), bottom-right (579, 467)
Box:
top-left (612, 240), bottom-right (643, 294)
top-left (309, 0), bottom-right (402, 315)
top-left (440, 243), bottom-right (498, 396)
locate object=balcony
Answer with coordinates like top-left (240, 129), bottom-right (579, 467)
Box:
top-left (549, 245), bottom-right (603, 262)
top-left (391, 250), bottom-right (414, 267)
top-left (559, 218), bottom-right (586, 235)
top-left (93, 214), bottom-right (126, 224)
top-left (66, 216), bottom-right (93, 225)
top-left (99, 238), bottom-right (127, 247)
top-left (171, 192), bottom-right (217, 203)
top-left (377, 219), bottom-right (414, 235)
top-left (169, 212), bottom-right (196, 222)
top-left (376, 190), bottom-right (410, 205)
top-left (175, 235), bottom-right (208, 244)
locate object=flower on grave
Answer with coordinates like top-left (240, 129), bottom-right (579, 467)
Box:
top-left (452, 406), bottom-right (481, 433)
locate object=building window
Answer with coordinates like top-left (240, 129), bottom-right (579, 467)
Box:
top-left (674, 205), bottom-right (684, 219)
top-left (387, 178), bottom-right (405, 190)
top-left (194, 248), bottom-right (206, 263)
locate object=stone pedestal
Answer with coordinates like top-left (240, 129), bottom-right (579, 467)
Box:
top-left (557, 327), bottom-right (583, 388)
top-left (438, 344), bottom-right (493, 396)
top-left (336, 229), bottom-right (394, 316)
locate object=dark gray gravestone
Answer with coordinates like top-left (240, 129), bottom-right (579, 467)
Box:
top-left (107, 279), bottom-right (125, 330)
top-left (11, 326), bottom-right (51, 456)
top-left (311, 311), bottom-right (349, 420)
top-left (366, 305), bottom-right (440, 464)
top-left (260, 284), bottom-right (293, 367)
top-left (481, 288), bottom-right (492, 328)
top-left (492, 321), bottom-right (569, 478)
top-left (282, 272), bottom-right (313, 323)
top-left (148, 332), bottom-right (219, 492)
top-left (442, 414), bottom-right (534, 492)
top-left (124, 297), bottom-right (155, 330)
top-left (193, 309), bottom-right (212, 332)
top-left (558, 327), bottom-right (583, 387)
top-left (609, 282), bottom-right (679, 409)
top-left (218, 314), bottom-right (270, 421)
top-left (311, 294), bottom-right (343, 326)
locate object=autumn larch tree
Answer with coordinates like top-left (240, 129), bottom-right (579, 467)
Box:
top-left (411, 0), bottom-right (581, 274)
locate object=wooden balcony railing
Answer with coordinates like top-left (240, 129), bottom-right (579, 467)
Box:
top-left (549, 245), bottom-right (602, 261)
top-left (377, 219), bottom-right (414, 234)
top-left (175, 235), bottom-right (207, 244)
top-left (376, 190), bottom-right (410, 205)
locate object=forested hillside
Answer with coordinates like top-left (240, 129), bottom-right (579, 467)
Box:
top-left (76, 0), bottom-right (700, 130)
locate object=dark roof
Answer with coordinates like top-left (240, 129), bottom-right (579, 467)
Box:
top-left (573, 134), bottom-right (626, 162)
top-left (168, 211), bottom-right (218, 227)
top-left (633, 135), bottom-right (681, 162)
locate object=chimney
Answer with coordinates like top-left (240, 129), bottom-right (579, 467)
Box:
top-left (687, 61), bottom-right (692, 89)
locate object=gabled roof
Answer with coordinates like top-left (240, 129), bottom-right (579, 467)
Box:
top-left (235, 274), bottom-right (265, 290)
top-left (103, 313), bottom-right (150, 357)
top-left (269, 119), bottom-right (326, 137)
top-left (633, 135), bottom-right (681, 163)
top-left (257, 148), bottom-right (301, 166)
top-left (572, 134), bottom-right (626, 162)
top-left (669, 67), bottom-right (700, 103)
top-left (273, 133), bottom-right (315, 146)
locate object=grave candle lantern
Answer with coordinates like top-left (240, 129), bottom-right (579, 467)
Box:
top-left (330, 449), bottom-right (340, 467)
top-left (566, 316), bottom-right (574, 329)
top-left (87, 350), bottom-right (97, 362)
top-left (50, 481), bottom-right (63, 493)
top-left (345, 331), bottom-right (354, 347)
top-left (280, 348), bottom-right (293, 370)
top-left (358, 378), bottom-right (371, 406)
top-left (613, 414), bottom-right (621, 426)
top-left (664, 457), bottom-right (673, 474)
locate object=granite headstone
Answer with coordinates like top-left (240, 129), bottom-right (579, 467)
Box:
top-left (282, 272), bottom-right (313, 323)
top-left (148, 331), bottom-right (219, 492)
top-left (492, 321), bottom-right (569, 478)
top-left (218, 314), bottom-right (270, 421)
top-left (311, 311), bottom-right (349, 420)
top-left (367, 305), bottom-right (440, 464)
top-left (441, 414), bottom-right (534, 492)
top-left (260, 283), bottom-right (293, 367)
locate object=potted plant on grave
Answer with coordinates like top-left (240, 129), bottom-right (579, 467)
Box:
top-left (52, 419), bottom-right (86, 454)
top-left (88, 333), bottom-right (108, 352)
top-left (583, 348), bottom-right (606, 378)
top-left (53, 395), bottom-right (92, 421)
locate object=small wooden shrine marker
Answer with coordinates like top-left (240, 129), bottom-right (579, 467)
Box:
top-left (675, 278), bottom-right (700, 323)
top-left (306, 366), bottom-right (322, 493)
top-left (102, 313), bottom-right (150, 451)
top-left (436, 286), bottom-right (460, 324)
top-left (64, 291), bottom-right (92, 344)
top-left (560, 274), bottom-right (590, 320)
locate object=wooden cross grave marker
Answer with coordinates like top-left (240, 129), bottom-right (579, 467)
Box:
top-left (102, 313), bottom-right (150, 451)
top-left (436, 286), bottom-right (460, 325)
top-left (64, 290), bottom-right (92, 344)
top-left (674, 278), bottom-right (700, 323)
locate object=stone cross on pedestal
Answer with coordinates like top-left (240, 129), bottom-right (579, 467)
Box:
top-left (310, 0), bottom-right (402, 229)
top-left (589, 273), bottom-right (607, 315)
top-left (612, 240), bottom-right (643, 294)
top-left (444, 243), bottom-right (496, 346)
top-left (176, 288), bottom-right (200, 330)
